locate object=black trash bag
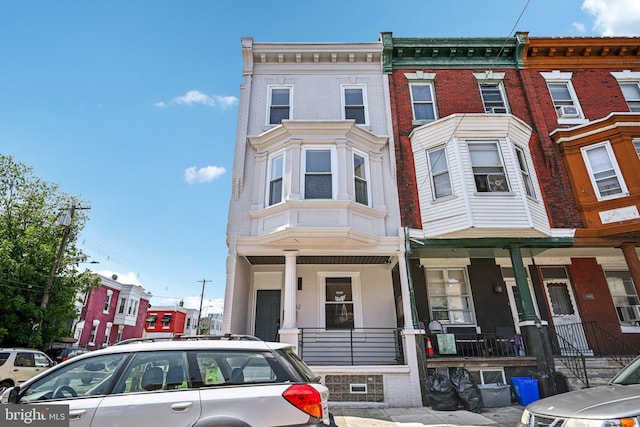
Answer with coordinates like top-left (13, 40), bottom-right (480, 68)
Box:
top-left (425, 371), bottom-right (459, 411)
top-left (450, 367), bottom-right (483, 413)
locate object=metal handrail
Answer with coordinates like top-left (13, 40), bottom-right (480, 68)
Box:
top-left (548, 327), bottom-right (589, 388)
top-left (580, 321), bottom-right (640, 367)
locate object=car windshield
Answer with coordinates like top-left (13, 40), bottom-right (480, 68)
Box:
top-left (611, 357), bottom-right (640, 385)
top-left (20, 353), bottom-right (128, 403)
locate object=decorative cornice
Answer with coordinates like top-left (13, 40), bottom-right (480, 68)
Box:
top-left (380, 31), bottom-right (525, 72)
top-left (523, 36), bottom-right (640, 69)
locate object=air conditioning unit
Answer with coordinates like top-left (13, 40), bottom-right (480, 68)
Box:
top-left (558, 105), bottom-right (579, 118)
top-left (487, 107), bottom-right (508, 114)
top-left (487, 174), bottom-right (509, 192)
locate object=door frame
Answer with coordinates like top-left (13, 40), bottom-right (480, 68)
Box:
top-left (250, 271), bottom-right (284, 337)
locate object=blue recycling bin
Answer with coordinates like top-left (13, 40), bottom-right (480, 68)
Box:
top-left (511, 377), bottom-right (540, 406)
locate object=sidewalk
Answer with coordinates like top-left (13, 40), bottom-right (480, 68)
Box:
top-left (330, 404), bottom-right (524, 427)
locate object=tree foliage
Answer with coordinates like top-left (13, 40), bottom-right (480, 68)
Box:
top-left (0, 155), bottom-right (98, 349)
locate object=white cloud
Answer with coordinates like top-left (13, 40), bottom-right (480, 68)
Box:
top-left (572, 22), bottom-right (586, 33)
top-left (155, 90), bottom-right (238, 109)
top-left (96, 270), bottom-right (143, 287)
top-left (184, 165), bottom-right (226, 184)
top-left (582, 0), bottom-right (640, 36)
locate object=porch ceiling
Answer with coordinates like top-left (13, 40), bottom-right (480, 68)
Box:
top-left (245, 255), bottom-right (393, 265)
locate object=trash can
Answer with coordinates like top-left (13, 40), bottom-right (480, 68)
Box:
top-left (478, 383), bottom-right (511, 407)
top-left (511, 377), bottom-right (540, 406)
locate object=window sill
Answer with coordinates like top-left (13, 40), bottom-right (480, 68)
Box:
top-left (620, 325), bottom-right (640, 333)
top-left (473, 191), bottom-right (515, 196)
top-left (557, 118), bottom-right (588, 125)
top-left (412, 119), bottom-right (436, 126)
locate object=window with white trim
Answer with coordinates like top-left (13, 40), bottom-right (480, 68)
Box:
top-left (353, 151), bottom-right (369, 205)
top-left (268, 86), bottom-right (291, 125)
top-left (325, 277), bottom-right (354, 329)
top-left (634, 139), bottom-right (640, 158)
top-left (342, 85), bottom-right (367, 125)
top-left (479, 83), bottom-right (508, 114)
top-left (541, 71), bottom-right (585, 122)
top-left (612, 71), bottom-right (640, 113)
top-left (468, 142), bottom-right (510, 193)
top-left (103, 322), bottom-right (112, 346)
top-left (514, 146), bottom-right (535, 198)
top-left (410, 83), bottom-right (437, 122)
top-left (427, 146), bottom-right (452, 199)
top-left (581, 142), bottom-right (628, 200)
top-left (118, 297), bottom-right (126, 314)
top-left (426, 268), bottom-right (474, 324)
top-left (103, 289), bottom-right (113, 314)
top-left (303, 148), bottom-right (333, 199)
top-left (267, 152), bottom-right (284, 206)
top-left (619, 81), bottom-right (640, 112)
top-left (606, 271), bottom-right (640, 327)
top-left (89, 320), bottom-right (100, 345)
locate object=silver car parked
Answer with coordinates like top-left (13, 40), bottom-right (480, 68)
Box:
top-left (519, 356), bottom-right (640, 427)
top-left (2, 335), bottom-right (335, 427)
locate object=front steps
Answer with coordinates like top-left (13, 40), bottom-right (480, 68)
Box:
top-left (554, 357), bottom-right (625, 390)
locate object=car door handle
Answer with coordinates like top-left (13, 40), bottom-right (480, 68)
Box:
top-left (170, 402), bottom-right (194, 413)
top-left (69, 410), bottom-right (87, 420)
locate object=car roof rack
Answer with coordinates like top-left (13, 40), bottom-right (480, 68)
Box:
top-left (113, 333), bottom-right (262, 346)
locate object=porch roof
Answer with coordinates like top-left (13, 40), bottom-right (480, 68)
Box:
top-left (244, 255), bottom-right (392, 265)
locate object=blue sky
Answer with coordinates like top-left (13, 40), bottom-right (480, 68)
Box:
top-left (2, 0), bottom-right (639, 315)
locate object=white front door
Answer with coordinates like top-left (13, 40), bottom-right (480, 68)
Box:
top-left (542, 274), bottom-right (593, 356)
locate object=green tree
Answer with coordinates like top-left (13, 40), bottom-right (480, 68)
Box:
top-left (0, 155), bottom-right (98, 348)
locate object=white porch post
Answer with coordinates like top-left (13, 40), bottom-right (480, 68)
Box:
top-left (279, 250), bottom-right (300, 351)
top-left (397, 251), bottom-right (416, 329)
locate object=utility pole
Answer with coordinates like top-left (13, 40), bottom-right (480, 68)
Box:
top-left (197, 279), bottom-right (211, 334)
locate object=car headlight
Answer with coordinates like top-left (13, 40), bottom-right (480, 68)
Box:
top-left (520, 409), bottom-right (531, 426)
top-left (564, 417), bottom-right (639, 427)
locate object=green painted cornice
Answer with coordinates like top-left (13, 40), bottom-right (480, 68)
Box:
top-left (381, 31), bottom-right (527, 72)
top-left (408, 236), bottom-right (574, 250)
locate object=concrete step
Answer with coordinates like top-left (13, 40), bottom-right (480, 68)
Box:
top-left (554, 357), bottom-right (623, 390)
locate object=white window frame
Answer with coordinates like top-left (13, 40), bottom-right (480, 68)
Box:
top-left (103, 322), bottom-right (113, 347)
top-left (514, 145), bottom-right (535, 199)
top-left (302, 146), bottom-right (336, 200)
top-left (474, 72), bottom-right (509, 114)
top-left (118, 297), bottom-right (126, 314)
top-left (467, 141), bottom-right (511, 194)
top-left (634, 138), bottom-right (640, 159)
top-left (266, 151), bottom-right (285, 206)
top-left (317, 272), bottom-right (363, 330)
top-left (427, 146), bottom-right (453, 200)
top-left (605, 270), bottom-right (640, 328)
top-left (352, 149), bottom-right (370, 206)
top-left (103, 289), bottom-right (113, 314)
top-left (581, 141), bottom-right (628, 201)
top-left (266, 85), bottom-right (292, 126)
top-left (425, 267), bottom-right (476, 325)
top-left (341, 85), bottom-right (368, 125)
top-left (409, 82), bottom-right (437, 123)
top-left (89, 320), bottom-right (100, 346)
top-left (611, 70), bottom-right (640, 113)
top-left (541, 71), bottom-right (586, 124)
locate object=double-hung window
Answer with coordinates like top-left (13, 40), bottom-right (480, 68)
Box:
top-left (479, 83), bottom-right (508, 114)
top-left (353, 151), bottom-right (369, 205)
top-left (541, 72), bottom-right (584, 122)
top-left (468, 142), bottom-right (509, 193)
top-left (268, 86), bottom-right (291, 125)
top-left (634, 139), bottom-right (640, 158)
top-left (514, 146), bottom-right (535, 198)
top-left (103, 290), bottom-right (113, 313)
top-left (427, 147), bottom-right (452, 199)
top-left (582, 142), bottom-right (627, 200)
top-left (606, 271), bottom-right (640, 327)
top-left (303, 148), bottom-right (333, 199)
top-left (268, 152), bottom-right (284, 206)
top-left (612, 71), bottom-right (640, 113)
top-left (426, 268), bottom-right (474, 324)
top-left (410, 83), bottom-right (436, 122)
top-left (325, 277), bottom-right (354, 329)
top-left (342, 85), bottom-right (367, 125)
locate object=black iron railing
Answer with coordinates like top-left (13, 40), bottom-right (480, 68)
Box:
top-left (424, 332), bottom-right (527, 358)
top-left (298, 327), bottom-right (404, 366)
top-left (547, 327), bottom-right (590, 388)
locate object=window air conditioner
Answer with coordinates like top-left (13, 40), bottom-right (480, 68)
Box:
top-left (558, 105), bottom-right (579, 118)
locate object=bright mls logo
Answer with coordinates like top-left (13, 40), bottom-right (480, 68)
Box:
top-left (3, 405), bottom-right (68, 426)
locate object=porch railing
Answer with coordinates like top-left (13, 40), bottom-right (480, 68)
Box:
top-left (552, 321), bottom-right (640, 367)
top-left (547, 327), bottom-right (590, 388)
top-left (424, 332), bottom-right (526, 358)
top-left (298, 327), bottom-right (404, 366)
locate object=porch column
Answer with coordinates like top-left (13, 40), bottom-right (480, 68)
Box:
top-left (279, 250), bottom-right (300, 351)
top-left (508, 245), bottom-right (538, 322)
top-left (620, 243), bottom-right (640, 295)
top-left (397, 251), bottom-right (417, 329)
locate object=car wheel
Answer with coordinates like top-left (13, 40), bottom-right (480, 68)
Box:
top-left (0, 381), bottom-right (13, 395)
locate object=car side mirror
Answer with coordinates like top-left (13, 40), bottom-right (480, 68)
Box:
top-left (8, 386), bottom-right (20, 404)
